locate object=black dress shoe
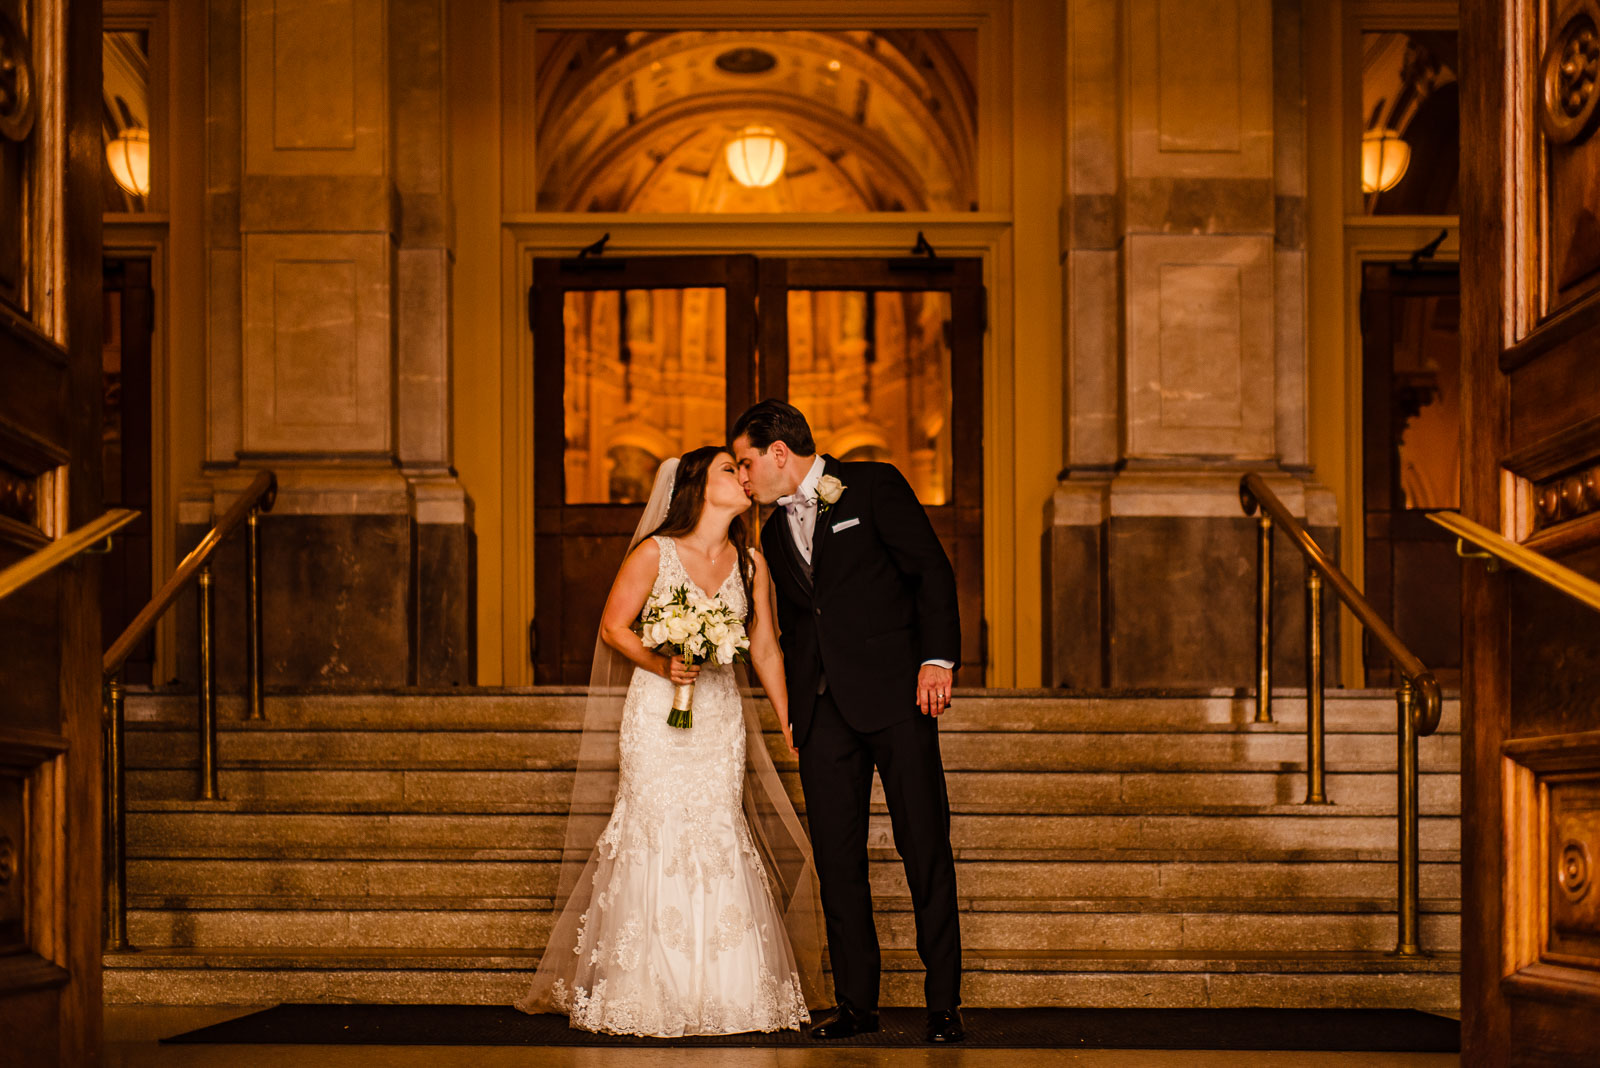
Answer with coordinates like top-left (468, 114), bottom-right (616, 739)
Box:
top-left (926, 1008), bottom-right (965, 1043)
top-left (808, 1003), bottom-right (881, 1039)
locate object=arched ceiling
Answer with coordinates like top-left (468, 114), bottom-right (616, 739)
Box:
top-left (534, 30), bottom-right (977, 212)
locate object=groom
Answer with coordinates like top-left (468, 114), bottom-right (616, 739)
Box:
top-left (731, 400), bottom-right (964, 1044)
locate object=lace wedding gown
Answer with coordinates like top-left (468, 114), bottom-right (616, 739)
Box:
top-left (517, 536), bottom-right (811, 1037)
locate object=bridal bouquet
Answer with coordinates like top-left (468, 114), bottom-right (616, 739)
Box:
top-left (638, 584), bottom-right (750, 728)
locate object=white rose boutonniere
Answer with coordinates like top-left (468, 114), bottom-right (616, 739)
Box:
top-left (815, 474), bottom-right (846, 514)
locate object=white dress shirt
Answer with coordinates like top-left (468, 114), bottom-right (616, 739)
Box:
top-left (777, 455), bottom-right (954, 672)
top-left (777, 455), bottom-right (827, 562)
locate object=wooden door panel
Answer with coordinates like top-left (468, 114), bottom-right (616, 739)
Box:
top-left (530, 255), bottom-right (759, 684)
top-left (758, 257), bottom-right (986, 678)
top-left (1462, 1), bottom-right (1600, 1060)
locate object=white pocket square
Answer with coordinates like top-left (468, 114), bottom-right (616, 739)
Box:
top-left (831, 517), bottom-right (862, 532)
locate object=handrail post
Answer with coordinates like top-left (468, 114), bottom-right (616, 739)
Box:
top-left (1255, 513), bottom-right (1275, 722)
top-left (103, 675), bottom-right (130, 950)
top-left (1395, 678), bottom-right (1423, 956)
top-left (1304, 570), bottom-right (1328, 804)
top-left (246, 508), bottom-right (265, 721)
top-left (197, 564), bottom-right (220, 801)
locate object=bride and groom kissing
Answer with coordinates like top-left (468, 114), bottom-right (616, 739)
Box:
top-left (516, 400), bottom-right (964, 1044)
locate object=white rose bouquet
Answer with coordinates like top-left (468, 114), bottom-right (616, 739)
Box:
top-left (638, 584), bottom-right (750, 728)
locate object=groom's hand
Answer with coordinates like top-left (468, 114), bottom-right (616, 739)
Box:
top-left (917, 664), bottom-right (954, 716)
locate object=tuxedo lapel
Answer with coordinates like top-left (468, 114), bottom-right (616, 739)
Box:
top-left (807, 455), bottom-right (845, 577)
top-left (764, 508), bottom-right (812, 595)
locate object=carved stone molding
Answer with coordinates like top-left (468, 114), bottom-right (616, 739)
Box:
top-left (0, 6), bottom-right (35, 143)
top-left (1541, 0), bottom-right (1600, 146)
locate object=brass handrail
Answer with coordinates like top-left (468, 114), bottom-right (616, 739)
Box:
top-left (102, 469), bottom-right (276, 952)
top-left (0, 509), bottom-right (141, 601)
top-left (1239, 472), bottom-right (1441, 957)
top-left (1428, 511), bottom-right (1600, 613)
top-left (103, 470), bottom-right (277, 676)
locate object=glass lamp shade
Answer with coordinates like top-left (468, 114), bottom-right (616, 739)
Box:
top-left (107, 127), bottom-right (151, 198)
top-left (725, 125), bottom-right (787, 189)
top-left (1361, 127), bottom-right (1411, 194)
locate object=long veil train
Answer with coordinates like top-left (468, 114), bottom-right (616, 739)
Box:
top-left (516, 457), bottom-right (827, 1013)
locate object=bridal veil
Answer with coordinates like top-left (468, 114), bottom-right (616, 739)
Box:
top-left (518, 457), bottom-right (827, 1012)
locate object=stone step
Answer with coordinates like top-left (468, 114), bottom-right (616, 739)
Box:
top-left (125, 857), bottom-right (1462, 904)
top-left (122, 726), bottom-right (1461, 771)
top-left (122, 904), bottom-right (1460, 953)
top-left (125, 810), bottom-right (1462, 857)
top-left (122, 690), bottom-right (1463, 735)
top-left (124, 767), bottom-right (1463, 812)
top-left (101, 947), bottom-right (1460, 1011)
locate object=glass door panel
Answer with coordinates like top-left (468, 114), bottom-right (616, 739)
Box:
top-left (532, 256), bottom-right (757, 683)
top-left (562, 287), bottom-right (730, 504)
top-left (785, 290), bottom-right (954, 506)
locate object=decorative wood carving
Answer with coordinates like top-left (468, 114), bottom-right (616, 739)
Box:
top-left (0, 6), bottom-right (35, 143)
top-left (0, 467), bottom-right (34, 527)
top-left (1534, 462), bottom-right (1600, 529)
top-left (1548, 777), bottom-right (1600, 964)
top-left (1503, 733), bottom-right (1600, 996)
top-left (1542, 0), bottom-right (1600, 146)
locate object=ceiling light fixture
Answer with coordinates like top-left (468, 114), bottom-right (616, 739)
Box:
top-left (726, 125), bottom-right (787, 189)
top-left (106, 126), bottom-right (151, 198)
top-left (1361, 127), bottom-right (1411, 194)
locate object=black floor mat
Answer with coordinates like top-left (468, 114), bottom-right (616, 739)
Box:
top-left (162, 1005), bottom-right (1460, 1051)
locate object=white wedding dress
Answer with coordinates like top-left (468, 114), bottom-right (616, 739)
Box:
top-left (518, 536), bottom-right (811, 1037)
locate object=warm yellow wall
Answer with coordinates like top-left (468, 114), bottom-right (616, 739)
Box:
top-left (449, 0), bottom-right (508, 684)
top-left (1306, 0), bottom-right (1459, 688)
top-left (104, 0), bottom-right (209, 683)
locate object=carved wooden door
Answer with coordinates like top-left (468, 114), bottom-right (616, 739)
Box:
top-left (0, 0), bottom-right (108, 1063)
top-left (530, 255), bottom-right (758, 684)
top-left (1461, 1), bottom-right (1600, 1061)
top-left (757, 257), bottom-right (986, 677)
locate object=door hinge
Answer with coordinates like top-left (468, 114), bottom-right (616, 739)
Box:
top-left (528, 619), bottom-right (538, 664)
top-left (980, 617), bottom-right (990, 669)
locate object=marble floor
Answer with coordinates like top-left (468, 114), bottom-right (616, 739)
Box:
top-left (104, 1007), bottom-right (1462, 1067)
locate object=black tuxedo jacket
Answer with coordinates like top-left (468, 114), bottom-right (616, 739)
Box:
top-left (761, 456), bottom-right (960, 745)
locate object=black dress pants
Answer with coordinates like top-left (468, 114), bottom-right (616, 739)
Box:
top-left (797, 688), bottom-right (962, 1011)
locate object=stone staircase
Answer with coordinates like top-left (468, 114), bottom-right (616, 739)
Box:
top-left (103, 689), bottom-right (1461, 1011)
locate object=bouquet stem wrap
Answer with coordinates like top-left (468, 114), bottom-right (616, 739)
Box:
top-left (668, 680), bottom-right (696, 729)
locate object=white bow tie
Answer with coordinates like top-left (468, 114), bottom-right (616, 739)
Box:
top-left (777, 492), bottom-right (816, 513)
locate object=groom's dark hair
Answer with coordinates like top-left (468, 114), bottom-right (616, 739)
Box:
top-left (731, 399), bottom-right (816, 456)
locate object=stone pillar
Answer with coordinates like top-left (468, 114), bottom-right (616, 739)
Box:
top-left (190, 0), bottom-right (473, 689)
top-left (1049, 0), bottom-right (1337, 688)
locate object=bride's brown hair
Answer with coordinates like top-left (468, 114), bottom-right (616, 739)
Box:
top-left (645, 445), bottom-right (755, 623)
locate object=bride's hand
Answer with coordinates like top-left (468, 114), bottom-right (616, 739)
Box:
top-left (780, 722), bottom-right (798, 757)
top-left (660, 656), bottom-right (701, 685)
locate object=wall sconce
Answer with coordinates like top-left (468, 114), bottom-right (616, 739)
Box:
top-left (1361, 127), bottom-right (1411, 194)
top-left (106, 126), bottom-right (151, 198)
top-left (725, 125), bottom-right (787, 189)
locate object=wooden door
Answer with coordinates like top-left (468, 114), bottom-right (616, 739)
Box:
top-left (530, 255), bottom-right (758, 684)
top-left (1461, 1), bottom-right (1600, 1061)
top-left (0, 0), bottom-right (107, 1064)
top-left (101, 257), bottom-right (154, 685)
top-left (1360, 263), bottom-right (1463, 687)
top-left (758, 257), bottom-right (986, 678)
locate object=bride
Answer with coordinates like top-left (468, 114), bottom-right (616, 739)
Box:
top-left (515, 446), bottom-right (824, 1036)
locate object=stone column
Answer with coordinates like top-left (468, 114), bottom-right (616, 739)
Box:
top-left (1048, 0), bottom-right (1336, 688)
top-left (186, 0), bottom-right (473, 689)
